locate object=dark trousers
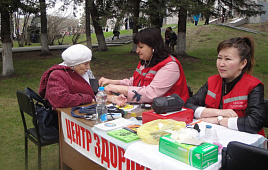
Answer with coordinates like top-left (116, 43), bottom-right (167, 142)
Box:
top-left (204, 18), bottom-right (209, 25)
top-left (112, 35), bottom-right (119, 40)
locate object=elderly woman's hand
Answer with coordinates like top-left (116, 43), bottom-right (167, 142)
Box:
top-left (99, 77), bottom-right (111, 87)
top-left (115, 94), bottom-right (127, 107)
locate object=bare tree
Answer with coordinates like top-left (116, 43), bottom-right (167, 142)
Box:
top-left (57, 32), bottom-right (66, 45)
top-left (47, 15), bottom-right (65, 45)
top-left (47, 14), bottom-right (79, 45)
top-left (72, 32), bottom-right (81, 44)
top-left (14, 9), bottom-right (31, 47)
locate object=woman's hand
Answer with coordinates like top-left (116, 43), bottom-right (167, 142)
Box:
top-left (115, 94), bottom-right (127, 107)
top-left (201, 108), bottom-right (238, 118)
top-left (217, 109), bottom-right (238, 118)
top-left (99, 77), bottom-right (111, 86)
top-left (199, 117), bottom-right (218, 124)
top-left (199, 116), bottom-right (228, 127)
top-left (105, 84), bottom-right (118, 94)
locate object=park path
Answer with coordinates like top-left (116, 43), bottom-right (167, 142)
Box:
top-left (0, 34), bottom-right (133, 53)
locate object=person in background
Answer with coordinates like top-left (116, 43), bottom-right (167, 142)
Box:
top-left (112, 29), bottom-right (120, 40)
top-left (99, 28), bottom-right (189, 106)
top-left (39, 44), bottom-right (95, 108)
top-left (165, 27), bottom-right (177, 52)
top-left (204, 11), bottom-right (210, 25)
top-left (169, 27), bottom-right (177, 52)
top-left (185, 37), bottom-right (265, 136)
top-left (193, 14), bottom-right (201, 26)
top-left (165, 27), bottom-right (172, 47)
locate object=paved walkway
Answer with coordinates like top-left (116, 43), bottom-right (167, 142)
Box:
top-left (216, 23), bottom-right (268, 34)
top-left (0, 34), bottom-right (133, 53)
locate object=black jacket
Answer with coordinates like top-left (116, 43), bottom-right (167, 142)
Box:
top-left (185, 75), bottom-right (265, 134)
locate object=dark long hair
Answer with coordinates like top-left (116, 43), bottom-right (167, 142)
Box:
top-left (133, 27), bottom-right (173, 67)
top-left (217, 36), bottom-right (255, 74)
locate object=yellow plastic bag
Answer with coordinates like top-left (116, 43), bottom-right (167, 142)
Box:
top-left (137, 119), bottom-right (186, 145)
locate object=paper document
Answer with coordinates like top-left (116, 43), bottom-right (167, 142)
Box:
top-left (94, 118), bottom-right (134, 131)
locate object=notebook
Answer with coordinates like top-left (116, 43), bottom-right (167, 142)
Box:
top-left (107, 128), bottom-right (140, 143)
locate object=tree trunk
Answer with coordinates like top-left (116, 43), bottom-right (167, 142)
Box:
top-left (148, 0), bottom-right (164, 31)
top-left (176, 6), bottom-right (188, 57)
top-left (85, 0), bottom-right (92, 50)
top-left (130, 0), bottom-right (141, 53)
top-left (1, 6), bottom-right (14, 76)
top-left (10, 13), bottom-right (14, 47)
top-left (89, 0), bottom-right (107, 52)
top-left (40, 0), bottom-right (51, 55)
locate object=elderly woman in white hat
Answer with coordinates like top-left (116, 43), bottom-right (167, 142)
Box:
top-left (39, 44), bottom-right (96, 108)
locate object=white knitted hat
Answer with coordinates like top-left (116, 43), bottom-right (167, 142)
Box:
top-left (62, 44), bottom-right (92, 66)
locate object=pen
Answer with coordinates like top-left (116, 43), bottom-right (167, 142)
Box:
top-left (112, 92), bottom-right (120, 96)
top-left (111, 91), bottom-right (127, 98)
top-left (189, 120), bottom-right (202, 126)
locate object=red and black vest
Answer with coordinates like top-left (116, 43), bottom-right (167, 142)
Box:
top-left (205, 73), bottom-right (264, 136)
top-left (132, 56), bottom-right (189, 102)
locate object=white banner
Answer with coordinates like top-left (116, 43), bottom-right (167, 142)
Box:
top-left (61, 112), bottom-right (149, 170)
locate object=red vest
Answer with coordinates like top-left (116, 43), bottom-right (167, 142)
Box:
top-left (205, 73), bottom-right (264, 136)
top-left (132, 56), bottom-right (189, 102)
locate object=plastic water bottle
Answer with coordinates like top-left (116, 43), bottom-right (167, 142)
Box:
top-left (203, 125), bottom-right (223, 154)
top-left (96, 87), bottom-right (108, 124)
top-left (205, 125), bottom-right (212, 139)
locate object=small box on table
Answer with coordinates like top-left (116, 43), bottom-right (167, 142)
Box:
top-left (159, 135), bottom-right (218, 170)
top-left (142, 108), bottom-right (193, 124)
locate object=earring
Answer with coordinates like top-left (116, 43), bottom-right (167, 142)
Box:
top-left (153, 49), bottom-right (155, 53)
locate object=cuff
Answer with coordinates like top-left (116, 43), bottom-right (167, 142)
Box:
top-left (194, 107), bottom-right (205, 118)
top-left (228, 117), bottom-right (238, 130)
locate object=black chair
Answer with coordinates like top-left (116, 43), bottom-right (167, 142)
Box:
top-left (16, 90), bottom-right (59, 170)
top-left (222, 141), bottom-right (268, 170)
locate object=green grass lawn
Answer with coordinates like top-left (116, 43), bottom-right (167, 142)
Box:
top-left (0, 23), bottom-right (268, 169)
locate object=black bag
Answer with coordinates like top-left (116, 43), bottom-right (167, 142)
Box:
top-left (25, 87), bottom-right (59, 141)
top-left (152, 93), bottom-right (185, 114)
top-left (89, 78), bottom-right (99, 95)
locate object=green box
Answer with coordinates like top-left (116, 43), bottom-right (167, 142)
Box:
top-left (159, 135), bottom-right (218, 169)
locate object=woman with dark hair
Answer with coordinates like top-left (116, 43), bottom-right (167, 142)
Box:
top-left (99, 28), bottom-right (189, 105)
top-left (185, 37), bottom-right (265, 136)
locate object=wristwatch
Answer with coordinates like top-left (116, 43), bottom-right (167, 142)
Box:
top-left (217, 116), bottom-right (223, 125)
